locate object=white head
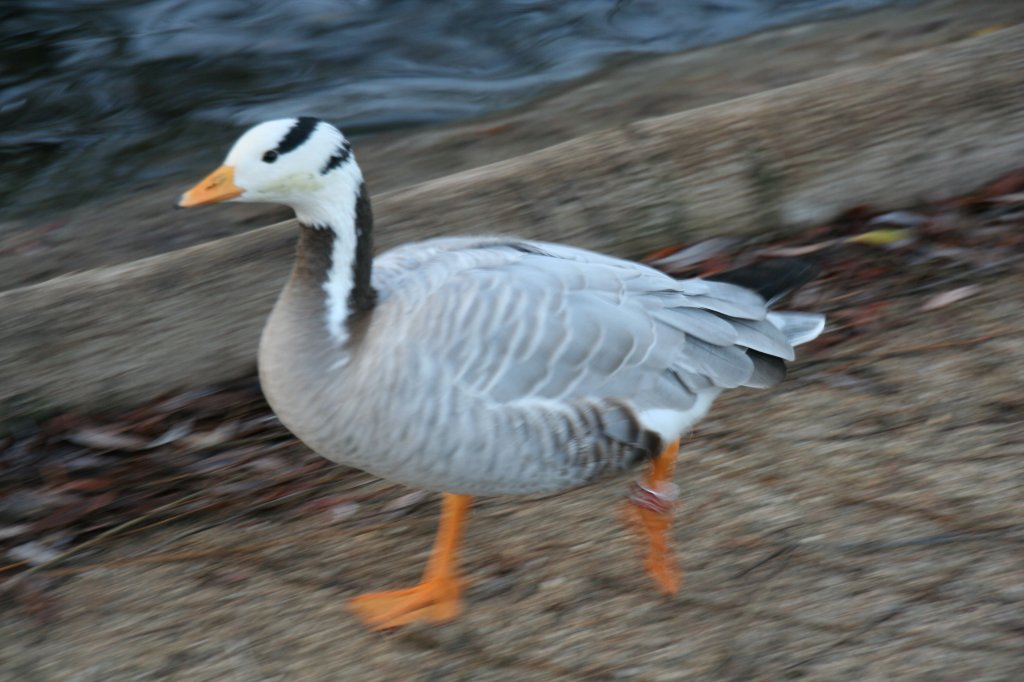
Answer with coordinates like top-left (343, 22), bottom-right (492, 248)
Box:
top-left (179, 117), bottom-right (363, 227)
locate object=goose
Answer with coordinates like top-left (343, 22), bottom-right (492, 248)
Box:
top-left (179, 117), bottom-right (825, 630)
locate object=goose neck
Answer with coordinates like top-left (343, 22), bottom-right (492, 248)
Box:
top-left (291, 182), bottom-right (377, 344)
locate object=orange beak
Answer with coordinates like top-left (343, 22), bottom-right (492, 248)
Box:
top-left (178, 165), bottom-right (243, 207)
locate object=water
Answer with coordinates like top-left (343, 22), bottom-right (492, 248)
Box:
top-left (1, 0), bottom-right (901, 220)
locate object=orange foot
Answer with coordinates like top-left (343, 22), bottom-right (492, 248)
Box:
top-left (624, 482), bottom-right (682, 595)
top-left (348, 576), bottom-right (465, 630)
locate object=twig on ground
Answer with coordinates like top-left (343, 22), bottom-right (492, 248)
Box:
top-left (0, 492), bottom-right (204, 589)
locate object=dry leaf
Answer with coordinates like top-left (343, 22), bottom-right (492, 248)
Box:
top-left (971, 168), bottom-right (1024, 202)
top-left (987, 193), bottom-right (1024, 205)
top-left (146, 420), bottom-right (194, 448)
top-left (382, 490), bottom-right (429, 515)
top-left (756, 240), bottom-right (837, 257)
top-left (66, 428), bottom-right (149, 451)
top-left (7, 541), bottom-right (60, 566)
top-left (969, 24), bottom-right (1010, 37)
top-left (152, 387), bottom-right (218, 413)
top-left (867, 211), bottom-right (929, 228)
top-left (480, 123), bottom-right (514, 136)
top-left (847, 228), bottom-right (914, 247)
top-left (0, 525), bottom-right (31, 541)
top-left (182, 422), bottom-right (239, 450)
top-left (921, 285), bottom-right (980, 311)
top-left (649, 238), bottom-right (739, 272)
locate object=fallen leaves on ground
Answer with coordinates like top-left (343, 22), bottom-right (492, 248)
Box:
top-left (649, 168), bottom-right (1024, 345)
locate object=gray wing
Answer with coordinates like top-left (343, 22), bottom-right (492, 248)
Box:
top-left (373, 237), bottom-right (794, 413)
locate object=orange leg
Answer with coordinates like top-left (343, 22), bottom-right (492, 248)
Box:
top-left (624, 440), bottom-right (682, 594)
top-left (349, 493), bottom-right (472, 630)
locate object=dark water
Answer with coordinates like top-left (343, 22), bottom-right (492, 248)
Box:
top-left (2, 0), bottom-right (900, 220)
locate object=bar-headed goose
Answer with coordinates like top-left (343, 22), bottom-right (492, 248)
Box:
top-left (179, 117), bottom-right (824, 629)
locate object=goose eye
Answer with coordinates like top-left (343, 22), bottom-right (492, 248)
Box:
top-left (262, 150), bottom-right (279, 163)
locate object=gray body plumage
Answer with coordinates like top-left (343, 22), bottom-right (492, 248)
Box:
top-left (260, 233), bottom-right (822, 495)
top-left (198, 116), bottom-right (823, 496)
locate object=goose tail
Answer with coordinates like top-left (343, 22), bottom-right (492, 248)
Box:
top-left (706, 258), bottom-right (825, 345)
top-left (766, 311), bottom-right (826, 346)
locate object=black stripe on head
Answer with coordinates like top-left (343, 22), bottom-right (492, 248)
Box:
top-left (274, 117), bottom-right (320, 156)
top-left (320, 140), bottom-right (352, 175)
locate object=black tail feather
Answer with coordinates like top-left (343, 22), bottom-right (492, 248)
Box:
top-left (705, 258), bottom-right (818, 305)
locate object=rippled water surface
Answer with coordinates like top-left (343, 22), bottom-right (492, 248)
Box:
top-left (2, 0), bottom-right (899, 219)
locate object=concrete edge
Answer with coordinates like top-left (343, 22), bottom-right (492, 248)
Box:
top-left (2, 24), bottom-right (1023, 430)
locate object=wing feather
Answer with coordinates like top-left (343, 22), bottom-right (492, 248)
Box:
top-left (372, 237), bottom-right (796, 411)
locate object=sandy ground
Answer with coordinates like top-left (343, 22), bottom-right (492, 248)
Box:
top-left (1, 263), bottom-right (1021, 680)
